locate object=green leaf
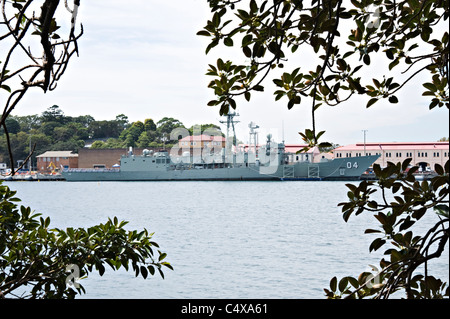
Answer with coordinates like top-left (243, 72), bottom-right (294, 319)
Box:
top-left (367, 98), bottom-right (378, 108)
top-left (388, 95), bottom-right (398, 103)
top-left (224, 37), bottom-right (234, 47)
top-left (389, 59), bottom-right (399, 70)
top-left (330, 277), bottom-right (337, 292)
top-left (1, 85), bottom-right (11, 93)
top-left (206, 40), bottom-right (219, 55)
top-left (369, 238), bottom-right (386, 252)
top-left (363, 54), bottom-right (371, 65)
top-left (434, 163), bottom-right (444, 175)
top-left (159, 252), bottom-right (167, 262)
top-left (197, 30), bottom-right (211, 37)
top-left (98, 263), bottom-right (105, 276)
top-left (423, 82), bottom-right (437, 92)
top-left (242, 34), bottom-right (253, 47)
top-left (339, 277), bottom-right (349, 292)
top-left (273, 79), bottom-right (284, 87)
top-left (158, 268), bottom-right (165, 279)
top-left (365, 229), bottom-right (382, 234)
top-left (162, 262), bottom-right (174, 270)
top-left (253, 85), bottom-right (264, 92)
top-left (243, 46), bottom-right (252, 58)
top-left (348, 276), bottom-right (359, 289)
top-left (141, 266), bottom-right (148, 279)
top-left (228, 98), bottom-right (236, 110)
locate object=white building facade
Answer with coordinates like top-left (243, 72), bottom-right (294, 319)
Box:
top-left (334, 142), bottom-right (449, 171)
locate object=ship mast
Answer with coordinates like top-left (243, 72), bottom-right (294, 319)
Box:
top-left (220, 111), bottom-right (239, 165)
top-left (248, 121), bottom-right (259, 157)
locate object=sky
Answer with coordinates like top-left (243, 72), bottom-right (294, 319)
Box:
top-left (10, 0), bottom-right (450, 146)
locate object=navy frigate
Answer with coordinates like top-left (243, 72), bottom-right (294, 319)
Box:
top-left (62, 114), bottom-right (379, 182)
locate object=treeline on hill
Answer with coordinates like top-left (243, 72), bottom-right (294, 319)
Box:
top-left (0, 105), bottom-right (222, 168)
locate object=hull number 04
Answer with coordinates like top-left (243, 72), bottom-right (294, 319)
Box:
top-left (347, 162), bottom-right (358, 169)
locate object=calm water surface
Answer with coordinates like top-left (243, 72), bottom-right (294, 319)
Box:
top-left (5, 181), bottom-right (449, 299)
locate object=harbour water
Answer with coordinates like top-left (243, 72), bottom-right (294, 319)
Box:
top-left (4, 181), bottom-right (449, 299)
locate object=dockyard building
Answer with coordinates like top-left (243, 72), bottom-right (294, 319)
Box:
top-left (334, 142), bottom-right (449, 171)
top-left (36, 151), bottom-right (78, 173)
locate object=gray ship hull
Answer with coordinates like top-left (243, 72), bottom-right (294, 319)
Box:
top-left (62, 155), bottom-right (380, 182)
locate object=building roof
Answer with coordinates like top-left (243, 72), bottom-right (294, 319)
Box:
top-left (179, 134), bottom-right (225, 142)
top-left (284, 144), bottom-right (319, 154)
top-left (335, 142), bottom-right (449, 151)
top-left (36, 151), bottom-right (78, 158)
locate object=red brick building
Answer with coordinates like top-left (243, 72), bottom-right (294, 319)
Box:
top-left (36, 151), bottom-right (78, 173)
top-left (77, 148), bottom-right (161, 168)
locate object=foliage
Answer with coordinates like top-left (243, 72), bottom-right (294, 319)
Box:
top-left (188, 123), bottom-right (224, 137)
top-left (1, 0), bottom-right (83, 173)
top-left (0, 1), bottom-right (176, 300)
top-left (200, 0), bottom-right (449, 299)
top-left (0, 181), bottom-right (172, 299)
top-left (0, 105), bottom-right (217, 168)
top-left (323, 159), bottom-right (449, 299)
top-left (199, 0), bottom-right (449, 146)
